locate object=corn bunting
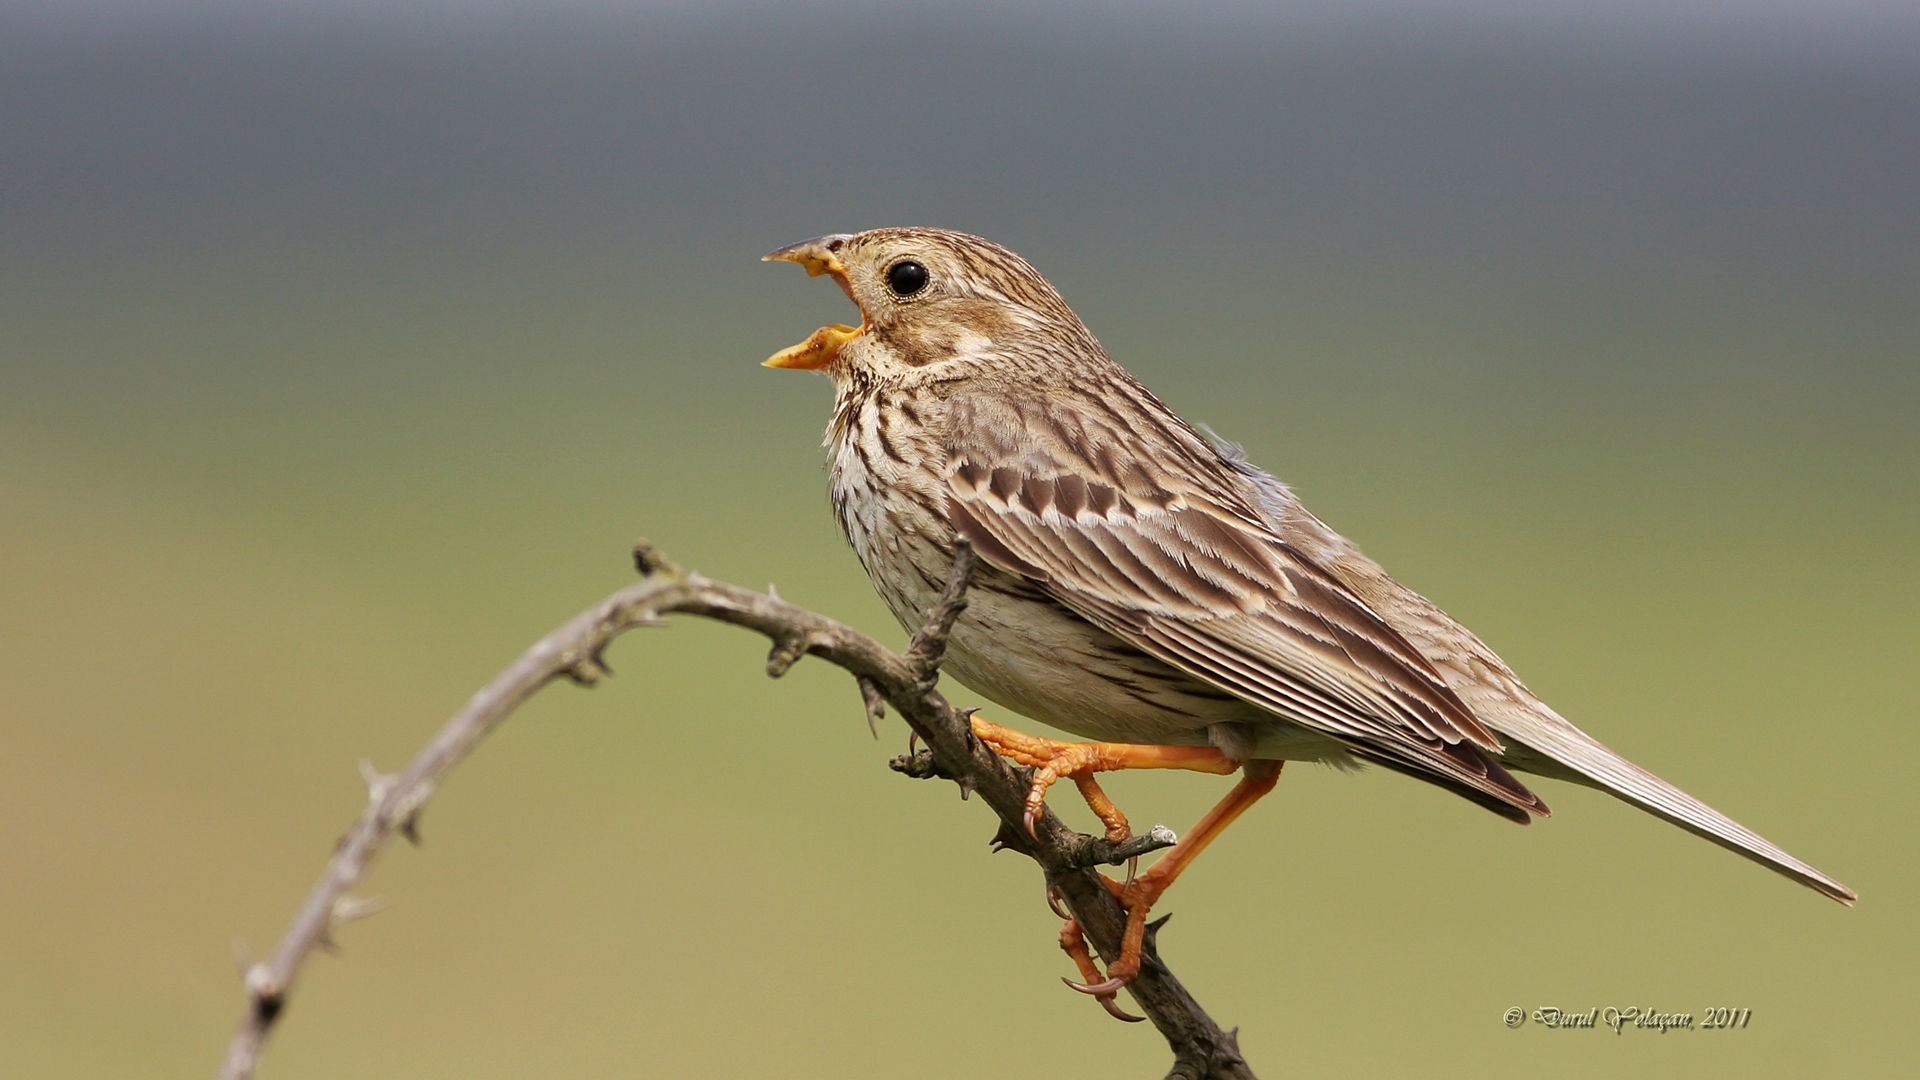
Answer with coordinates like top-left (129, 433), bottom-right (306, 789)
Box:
top-left (762, 227), bottom-right (1853, 1013)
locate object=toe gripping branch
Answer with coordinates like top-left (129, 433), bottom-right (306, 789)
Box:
top-left (967, 714), bottom-right (1285, 1018)
top-left (1052, 889), bottom-right (1148, 1023)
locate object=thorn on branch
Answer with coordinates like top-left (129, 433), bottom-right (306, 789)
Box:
top-left (856, 677), bottom-right (886, 738)
top-left (1138, 914), bottom-right (1176, 983)
top-left (765, 634), bottom-right (809, 679)
top-left (1164, 1019), bottom-right (1246, 1080)
top-left (381, 776), bottom-right (434, 847)
top-left (989, 819), bottom-right (1031, 856)
top-left (358, 760), bottom-right (395, 805)
top-left (329, 893), bottom-right (385, 935)
top-left (315, 892), bottom-right (383, 952)
top-left (1145, 912), bottom-right (1174, 944)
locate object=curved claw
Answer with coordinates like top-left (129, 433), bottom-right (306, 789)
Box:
top-left (1046, 887), bottom-right (1071, 920)
top-left (1022, 807), bottom-right (1040, 839)
top-left (1064, 974), bottom-right (1130, 997)
top-left (1061, 976), bottom-right (1143, 1020)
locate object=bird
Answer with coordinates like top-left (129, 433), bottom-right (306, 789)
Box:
top-left (760, 226), bottom-right (1854, 1017)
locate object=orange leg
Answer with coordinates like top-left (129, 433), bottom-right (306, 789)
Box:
top-left (970, 716), bottom-right (1241, 841)
top-left (1054, 904), bottom-right (1145, 1023)
top-left (1071, 759), bottom-right (1284, 996)
top-left (969, 716), bottom-right (1284, 1010)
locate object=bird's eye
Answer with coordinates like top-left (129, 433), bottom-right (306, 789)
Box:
top-left (886, 260), bottom-right (929, 297)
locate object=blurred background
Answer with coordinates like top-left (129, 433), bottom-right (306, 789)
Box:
top-left (1, 1), bottom-right (1914, 1076)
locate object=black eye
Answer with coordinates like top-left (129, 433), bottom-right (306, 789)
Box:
top-left (886, 260), bottom-right (928, 297)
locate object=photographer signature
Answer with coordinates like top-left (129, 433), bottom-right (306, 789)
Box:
top-left (1504, 1006), bottom-right (1752, 1032)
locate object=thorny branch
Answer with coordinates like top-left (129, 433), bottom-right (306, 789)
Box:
top-left (220, 541), bottom-right (1256, 1080)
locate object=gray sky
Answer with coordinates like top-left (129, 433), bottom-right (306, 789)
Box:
top-left (3, 0), bottom-right (1913, 323)
top-left (8, 0), bottom-right (1919, 35)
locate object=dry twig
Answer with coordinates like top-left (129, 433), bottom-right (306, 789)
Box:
top-left (220, 541), bottom-right (1254, 1080)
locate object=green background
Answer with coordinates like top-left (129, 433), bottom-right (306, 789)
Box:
top-left (1, 3), bottom-right (1914, 1077)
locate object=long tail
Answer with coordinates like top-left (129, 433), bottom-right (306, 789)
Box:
top-left (1206, 434), bottom-right (1856, 904)
top-left (1500, 721), bottom-right (1855, 904)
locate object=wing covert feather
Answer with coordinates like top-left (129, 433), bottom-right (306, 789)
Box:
top-left (941, 392), bottom-right (1547, 819)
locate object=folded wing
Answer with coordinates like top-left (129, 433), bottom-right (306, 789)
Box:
top-left (942, 391), bottom-right (1548, 822)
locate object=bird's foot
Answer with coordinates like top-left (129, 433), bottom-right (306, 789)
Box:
top-left (971, 716), bottom-right (1276, 1018)
top-left (1059, 759), bottom-right (1286, 1016)
top-left (1051, 894), bottom-right (1145, 1022)
top-left (970, 716), bottom-right (1136, 842)
top-left (1055, 869), bottom-right (1174, 1008)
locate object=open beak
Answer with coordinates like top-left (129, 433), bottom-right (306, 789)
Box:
top-left (763, 234), bottom-right (864, 370)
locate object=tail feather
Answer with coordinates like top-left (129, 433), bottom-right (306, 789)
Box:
top-left (1500, 722), bottom-right (1856, 904)
top-left (1208, 431), bottom-right (1856, 905)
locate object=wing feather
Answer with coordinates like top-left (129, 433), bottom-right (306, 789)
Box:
top-left (1209, 434), bottom-right (1857, 902)
top-left (942, 391), bottom-right (1548, 819)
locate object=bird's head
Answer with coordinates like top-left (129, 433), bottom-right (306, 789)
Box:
top-left (761, 227), bottom-right (1097, 381)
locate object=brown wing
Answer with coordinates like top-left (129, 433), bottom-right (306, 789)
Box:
top-left (1211, 433), bottom-right (1854, 901)
top-left (942, 387), bottom-right (1547, 821)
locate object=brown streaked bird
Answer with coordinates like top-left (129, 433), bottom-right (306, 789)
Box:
top-left (762, 226), bottom-right (1855, 1017)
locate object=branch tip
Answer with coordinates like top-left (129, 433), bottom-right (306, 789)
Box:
top-left (902, 542), bottom-right (978, 678)
top-left (887, 748), bottom-right (948, 781)
top-left (631, 540), bottom-right (675, 577)
top-left (243, 963), bottom-right (284, 1024)
top-left (1065, 825), bottom-right (1180, 870)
